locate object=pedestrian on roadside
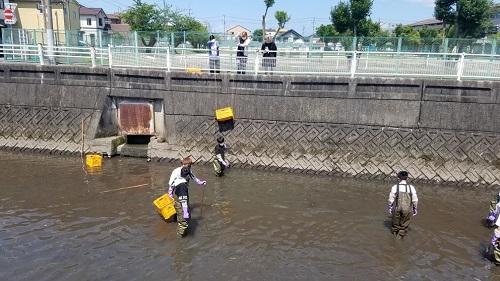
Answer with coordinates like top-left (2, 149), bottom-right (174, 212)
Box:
top-left (213, 136), bottom-right (230, 177)
top-left (387, 171), bottom-right (418, 239)
top-left (168, 157), bottom-right (207, 237)
top-left (236, 32), bottom-right (250, 74)
top-left (260, 35), bottom-right (277, 74)
top-left (207, 35), bottom-right (220, 73)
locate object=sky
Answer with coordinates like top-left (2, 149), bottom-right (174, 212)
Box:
top-left (78, 0), bottom-right (496, 35)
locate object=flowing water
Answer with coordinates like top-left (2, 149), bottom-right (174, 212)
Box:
top-left (0, 151), bottom-right (499, 281)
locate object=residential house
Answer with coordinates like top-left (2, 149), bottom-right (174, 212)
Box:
top-left (107, 13), bottom-right (121, 24)
top-left (275, 29), bottom-right (304, 43)
top-left (408, 18), bottom-right (444, 30)
top-left (106, 13), bottom-right (130, 34)
top-left (7, 0), bottom-right (81, 45)
top-left (226, 25), bottom-right (251, 37)
top-left (79, 7), bottom-right (108, 46)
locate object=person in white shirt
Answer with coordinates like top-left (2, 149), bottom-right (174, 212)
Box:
top-left (168, 157), bottom-right (206, 198)
top-left (388, 171), bottom-right (418, 238)
top-left (167, 157), bottom-right (206, 238)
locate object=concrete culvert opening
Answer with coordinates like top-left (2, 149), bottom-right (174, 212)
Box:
top-left (125, 135), bottom-right (151, 145)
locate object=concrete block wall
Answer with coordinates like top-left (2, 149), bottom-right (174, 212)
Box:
top-left (0, 63), bottom-right (498, 186)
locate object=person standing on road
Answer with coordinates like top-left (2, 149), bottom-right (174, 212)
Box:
top-left (207, 35), bottom-right (220, 73)
top-left (260, 35), bottom-right (277, 74)
top-left (236, 32), bottom-right (250, 74)
top-left (213, 136), bottom-right (230, 177)
top-left (168, 157), bottom-right (207, 237)
top-left (388, 171), bottom-right (418, 238)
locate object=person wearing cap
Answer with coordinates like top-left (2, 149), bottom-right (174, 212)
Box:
top-left (207, 34), bottom-right (220, 73)
top-left (213, 136), bottom-right (230, 177)
top-left (167, 158), bottom-right (207, 237)
top-left (487, 193), bottom-right (500, 227)
top-left (236, 31), bottom-right (250, 74)
top-left (388, 171), bottom-right (418, 238)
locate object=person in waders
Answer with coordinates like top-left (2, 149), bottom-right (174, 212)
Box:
top-left (388, 171), bottom-right (418, 238)
top-left (489, 227), bottom-right (500, 265)
top-left (168, 158), bottom-right (206, 238)
top-left (486, 193), bottom-right (500, 227)
top-left (213, 136), bottom-right (229, 177)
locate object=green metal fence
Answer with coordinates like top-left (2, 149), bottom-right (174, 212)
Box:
top-left (2, 28), bottom-right (500, 55)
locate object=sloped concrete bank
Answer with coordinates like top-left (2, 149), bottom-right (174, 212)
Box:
top-left (0, 63), bottom-right (498, 186)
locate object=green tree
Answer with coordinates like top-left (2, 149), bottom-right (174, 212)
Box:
top-left (262, 0), bottom-right (275, 42)
top-left (434, 0), bottom-right (492, 38)
top-left (330, 1), bottom-right (351, 34)
top-left (316, 24), bottom-right (340, 38)
top-left (253, 29), bottom-right (264, 41)
top-left (274, 10), bottom-right (291, 40)
top-left (122, 0), bottom-right (169, 47)
top-left (394, 24), bottom-right (421, 46)
top-left (122, 0), bottom-right (208, 48)
top-left (171, 14), bottom-right (208, 47)
top-left (330, 0), bottom-right (373, 36)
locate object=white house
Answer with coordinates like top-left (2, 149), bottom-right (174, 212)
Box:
top-left (79, 7), bottom-right (108, 46)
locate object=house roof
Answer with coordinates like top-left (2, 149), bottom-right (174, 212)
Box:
top-left (226, 25), bottom-right (251, 32)
top-left (276, 29), bottom-right (303, 39)
top-left (409, 18), bottom-right (443, 27)
top-left (80, 7), bottom-right (106, 17)
top-left (108, 13), bottom-right (121, 20)
top-left (111, 24), bottom-right (130, 33)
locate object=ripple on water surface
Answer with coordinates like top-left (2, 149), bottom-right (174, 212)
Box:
top-left (0, 152), bottom-right (499, 280)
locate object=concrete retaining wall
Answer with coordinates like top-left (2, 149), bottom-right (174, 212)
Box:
top-left (0, 63), bottom-right (498, 186)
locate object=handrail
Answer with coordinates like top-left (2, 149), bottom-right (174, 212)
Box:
top-left (0, 43), bottom-right (499, 80)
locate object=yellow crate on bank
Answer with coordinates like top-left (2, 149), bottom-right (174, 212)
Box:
top-left (153, 194), bottom-right (176, 221)
top-left (186, 67), bottom-right (202, 74)
top-left (215, 107), bottom-right (234, 122)
top-left (85, 153), bottom-right (103, 168)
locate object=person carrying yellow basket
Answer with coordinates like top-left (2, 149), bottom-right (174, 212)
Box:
top-left (167, 157), bottom-right (207, 238)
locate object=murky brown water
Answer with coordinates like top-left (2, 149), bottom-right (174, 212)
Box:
top-left (0, 151), bottom-right (499, 280)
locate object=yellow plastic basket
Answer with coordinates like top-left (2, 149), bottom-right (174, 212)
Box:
top-left (215, 107), bottom-right (234, 122)
top-left (153, 194), bottom-right (176, 221)
top-left (85, 154), bottom-right (103, 168)
top-left (186, 67), bottom-right (202, 74)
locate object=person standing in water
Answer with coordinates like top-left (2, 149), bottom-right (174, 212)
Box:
top-left (168, 157), bottom-right (206, 237)
top-left (213, 136), bottom-right (230, 177)
top-left (388, 171), bottom-right (418, 238)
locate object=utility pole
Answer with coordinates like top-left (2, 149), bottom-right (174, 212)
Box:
top-left (43, 0), bottom-right (55, 64)
top-left (312, 17), bottom-right (316, 34)
top-left (223, 14), bottom-right (226, 35)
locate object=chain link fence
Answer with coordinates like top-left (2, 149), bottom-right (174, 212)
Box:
top-left (3, 28), bottom-right (500, 55)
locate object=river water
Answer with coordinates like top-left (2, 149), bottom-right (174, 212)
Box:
top-left (0, 151), bottom-right (499, 280)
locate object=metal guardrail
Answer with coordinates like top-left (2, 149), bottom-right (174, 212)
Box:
top-left (1, 44), bottom-right (500, 81)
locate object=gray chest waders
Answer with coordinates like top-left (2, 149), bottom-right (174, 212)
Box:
top-left (395, 183), bottom-right (413, 213)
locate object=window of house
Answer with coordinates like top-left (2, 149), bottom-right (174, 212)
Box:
top-left (98, 18), bottom-right (103, 26)
top-left (87, 18), bottom-right (92, 26)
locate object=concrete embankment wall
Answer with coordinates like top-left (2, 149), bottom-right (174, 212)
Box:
top-left (0, 63), bottom-right (498, 186)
